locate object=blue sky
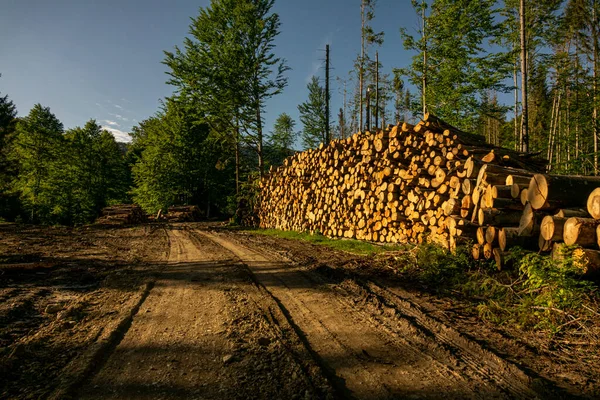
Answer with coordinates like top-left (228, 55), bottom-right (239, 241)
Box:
top-left (0, 0), bottom-right (424, 143)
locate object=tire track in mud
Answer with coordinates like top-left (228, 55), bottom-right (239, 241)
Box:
top-left (76, 225), bottom-right (332, 400)
top-left (200, 229), bottom-right (547, 400)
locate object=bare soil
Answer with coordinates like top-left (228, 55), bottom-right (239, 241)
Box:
top-left (1, 221), bottom-right (598, 399)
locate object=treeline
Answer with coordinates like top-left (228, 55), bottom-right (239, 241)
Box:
top-left (0, 99), bottom-right (130, 224)
top-left (2, 0), bottom-right (599, 224)
top-left (336, 0), bottom-right (600, 176)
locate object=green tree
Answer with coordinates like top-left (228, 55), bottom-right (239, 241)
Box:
top-left (55, 120), bottom-right (130, 224)
top-left (356, 0), bottom-right (384, 130)
top-left (12, 104), bottom-right (64, 222)
top-left (400, 0), bottom-right (510, 130)
top-left (0, 86), bottom-right (18, 220)
top-left (267, 112), bottom-right (297, 165)
top-left (0, 91), bottom-right (17, 145)
top-left (163, 0), bottom-right (288, 183)
top-left (131, 98), bottom-right (233, 216)
top-left (298, 76), bottom-right (328, 149)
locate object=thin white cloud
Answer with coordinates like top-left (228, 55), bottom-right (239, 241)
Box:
top-left (114, 104), bottom-right (123, 110)
top-left (103, 120), bottom-right (120, 126)
top-left (306, 61), bottom-right (322, 83)
top-left (101, 126), bottom-right (132, 143)
top-left (95, 102), bottom-right (102, 107)
top-left (121, 98), bottom-right (132, 104)
top-left (305, 32), bottom-right (334, 83)
top-left (109, 113), bottom-right (129, 121)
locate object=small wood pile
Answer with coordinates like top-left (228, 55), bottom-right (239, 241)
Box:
top-left (96, 204), bottom-right (147, 225)
top-left (257, 114), bottom-right (600, 275)
top-left (167, 205), bottom-right (203, 222)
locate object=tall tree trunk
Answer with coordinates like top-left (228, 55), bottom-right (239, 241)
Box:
top-left (359, 1), bottom-right (365, 131)
top-left (593, 1), bottom-right (599, 174)
top-left (422, 0), bottom-right (427, 117)
top-left (513, 54), bottom-right (519, 151)
top-left (547, 91), bottom-right (557, 164)
top-left (519, 0), bottom-right (529, 153)
top-left (375, 51), bottom-right (379, 128)
top-left (256, 104), bottom-right (264, 177)
top-left (235, 120), bottom-right (240, 196)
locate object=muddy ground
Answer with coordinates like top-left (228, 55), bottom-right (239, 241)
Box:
top-left (0, 222), bottom-right (598, 399)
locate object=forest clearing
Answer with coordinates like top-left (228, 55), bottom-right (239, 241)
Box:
top-left (3, 0), bottom-right (600, 398)
top-left (0, 221), bottom-right (599, 399)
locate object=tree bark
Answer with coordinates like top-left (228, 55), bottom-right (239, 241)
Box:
top-left (519, 0), bottom-right (529, 153)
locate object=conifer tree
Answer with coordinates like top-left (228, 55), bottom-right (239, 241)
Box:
top-left (12, 104), bottom-right (64, 222)
top-left (298, 76), bottom-right (328, 149)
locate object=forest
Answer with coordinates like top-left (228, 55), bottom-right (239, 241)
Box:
top-left (0, 0), bottom-right (598, 225)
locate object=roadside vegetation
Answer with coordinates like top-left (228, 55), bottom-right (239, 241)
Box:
top-left (247, 228), bottom-right (402, 255)
top-left (245, 227), bottom-right (600, 340)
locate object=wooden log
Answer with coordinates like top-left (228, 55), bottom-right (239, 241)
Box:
top-left (563, 217), bottom-right (599, 247)
top-left (478, 208), bottom-right (522, 227)
top-left (483, 243), bottom-right (493, 259)
top-left (520, 188), bottom-right (528, 205)
top-left (476, 227), bottom-right (486, 245)
top-left (540, 215), bottom-right (568, 241)
top-left (493, 248), bottom-right (511, 270)
top-left (587, 187), bottom-right (600, 219)
top-left (485, 226), bottom-right (497, 244)
top-left (538, 233), bottom-right (552, 252)
top-left (528, 174), bottom-right (600, 210)
top-left (498, 227), bottom-right (533, 251)
top-left (472, 243), bottom-right (482, 260)
top-left (518, 203), bottom-right (541, 236)
top-left (505, 174), bottom-right (533, 186)
top-left (555, 208), bottom-right (590, 218)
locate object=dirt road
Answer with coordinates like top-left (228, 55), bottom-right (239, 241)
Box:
top-left (75, 224), bottom-right (547, 399)
top-left (78, 226), bottom-right (333, 399)
top-left (3, 222), bottom-right (593, 399)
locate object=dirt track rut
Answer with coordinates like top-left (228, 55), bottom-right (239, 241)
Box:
top-left (76, 225), bottom-right (547, 399)
top-left (78, 226), bottom-right (331, 399)
top-left (202, 230), bottom-right (545, 400)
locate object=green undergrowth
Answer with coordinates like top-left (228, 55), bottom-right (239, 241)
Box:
top-left (390, 243), bottom-right (599, 337)
top-left (243, 227), bottom-right (403, 256)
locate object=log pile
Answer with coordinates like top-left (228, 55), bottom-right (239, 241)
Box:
top-left (167, 205), bottom-right (203, 222)
top-left (257, 114), bottom-right (600, 275)
top-left (96, 204), bottom-right (147, 225)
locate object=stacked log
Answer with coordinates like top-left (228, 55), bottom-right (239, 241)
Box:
top-left (96, 204), bottom-right (147, 225)
top-left (257, 114), bottom-right (600, 275)
top-left (167, 205), bottom-right (203, 222)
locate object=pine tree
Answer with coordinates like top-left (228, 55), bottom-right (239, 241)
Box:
top-left (267, 112), bottom-right (297, 165)
top-left (298, 76), bottom-right (328, 149)
top-left (0, 85), bottom-right (18, 220)
top-left (12, 104), bottom-right (64, 222)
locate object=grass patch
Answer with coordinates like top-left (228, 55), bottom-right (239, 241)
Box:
top-left (246, 228), bottom-right (402, 256)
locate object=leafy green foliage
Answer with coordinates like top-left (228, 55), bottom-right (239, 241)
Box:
top-left (392, 241), bottom-right (473, 288)
top-left (10, 105), bottom-right (128, 224)
top-left (400, 0), bottom-right (510, 129)
top-left (267, 113), bottom-right (297, 165)
top-left (163, 0), bottom-right (289, 177)
top-left (131, 99), bottom-right (233, 216)
top-left (468, 247), bottom-right (597, 334)
top-left (11, 104), bottom-right (64, 222)
top-left (298, 76), bottom-right (328, 149)
top-left (0, 85), bottom-right (19, 219)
